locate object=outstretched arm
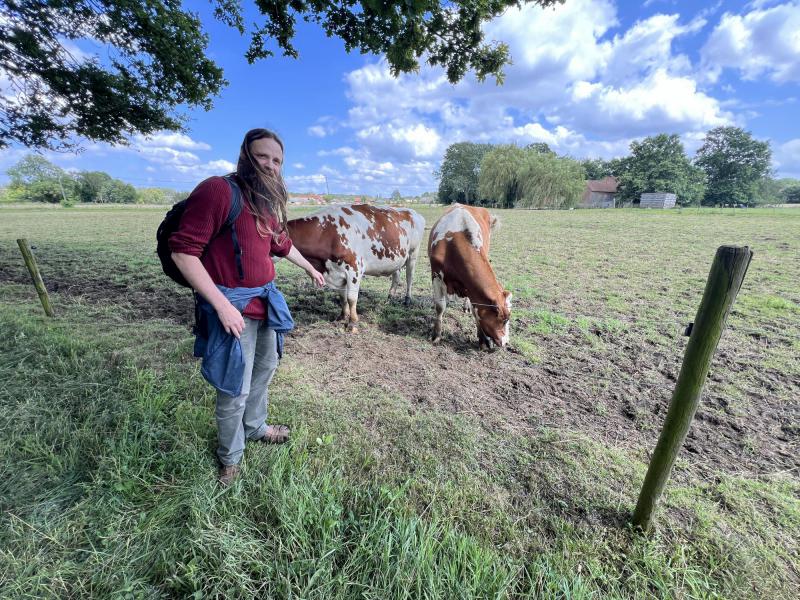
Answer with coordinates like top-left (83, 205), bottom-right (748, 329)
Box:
top-left (285, 246), bottom-right (326, 287)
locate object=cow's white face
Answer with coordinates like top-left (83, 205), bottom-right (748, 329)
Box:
top-left (474, 291), bottom-right (512, 350)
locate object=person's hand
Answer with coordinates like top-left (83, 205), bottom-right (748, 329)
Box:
top-left (307, 267), bottom-right (326, 288)
top-left (216, 300), bottom-right (245, 338)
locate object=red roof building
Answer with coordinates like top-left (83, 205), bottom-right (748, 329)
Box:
top-left (581, 176), bottom-right (618, 208)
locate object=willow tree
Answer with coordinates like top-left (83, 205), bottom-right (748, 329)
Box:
top-left (517, 152), bottom-right (585, 209)
top-left (478, 145), bottom-right (526, 207)
top-left (479, 145), bottom-right (584, 208)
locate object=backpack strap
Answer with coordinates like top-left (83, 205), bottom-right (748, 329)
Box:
top-left (222, 175), bottom-right (244, 281)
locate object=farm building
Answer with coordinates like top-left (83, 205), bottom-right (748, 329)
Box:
top-left (640, 192), bottom-right (677, 208)
top-left (288, 193), bottom-right (326, 205)
top-left (581, 176), bottom-right (617, 208)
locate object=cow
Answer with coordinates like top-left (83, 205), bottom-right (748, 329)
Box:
top-left (288, 204), bottom-right (425, 332)
top-left (428, 204), bottom-right (512, 350)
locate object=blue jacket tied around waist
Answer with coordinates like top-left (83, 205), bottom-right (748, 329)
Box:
top-left (194, 282), bottom-right (294, 396)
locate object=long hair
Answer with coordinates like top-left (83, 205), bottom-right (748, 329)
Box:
top-left (235, 128), bottom-right (289, 240)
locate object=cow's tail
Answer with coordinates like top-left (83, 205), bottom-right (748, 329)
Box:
top-left (490, 214), bottom-right (501, 233)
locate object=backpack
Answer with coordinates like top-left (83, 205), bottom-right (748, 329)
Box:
top-left (156, 174), bottom-right (244, 287)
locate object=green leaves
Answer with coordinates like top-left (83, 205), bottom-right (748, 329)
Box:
top-left (232, 1), bottom-right (563, 84)
top-left (615, 134), bottom-right (706, 206)
top-left (436, 142), bottom-right (493, 204)
top-left (6, 155), bottom-right (71, 203)
top-left (1, 0), bottom-right (225, 150)
top-left (478, 144), bottom-right (584, 208)
top-left (695, 127), bottom-right (772, 207)
top-left (4, 1), bottom-right (566, 150)
top-left (7, 154), bottom-right (147, 204)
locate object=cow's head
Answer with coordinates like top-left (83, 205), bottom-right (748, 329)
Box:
top-left (474, 290), bottom-right (512, 351)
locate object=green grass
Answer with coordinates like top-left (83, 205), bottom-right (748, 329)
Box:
top-left (1, 205), bottom-right (799, 598)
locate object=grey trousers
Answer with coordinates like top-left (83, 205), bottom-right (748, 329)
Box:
top-left (215, 317), bottom-right (278, 466)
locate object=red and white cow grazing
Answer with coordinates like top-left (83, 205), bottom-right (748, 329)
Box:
top-left (428, 204), bottom-right (512, 350)
top-left (288, 204), bottom-right (425, 331)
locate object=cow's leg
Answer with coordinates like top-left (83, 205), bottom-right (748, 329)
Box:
top-left (346, 277), bottom-right (361, 333)
top-left (431, 275), bottom-right (447, 344)
top-left (336, 290), bottom-right (349, 321)
top-left (388, 270), bottom-right (402, 299)
top-left (325, 262), bottom-right (349, 322)
top-left (403, 247), bottom-right (419, 306)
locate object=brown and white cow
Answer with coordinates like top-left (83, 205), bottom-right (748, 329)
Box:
top-left (428, 204), bottom-right (512, 350)
top-left (288, 204), bottom-right (425, 331)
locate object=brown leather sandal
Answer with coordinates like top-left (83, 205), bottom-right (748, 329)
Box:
top-left (257, 424), bottom-right (290, 444)
top-left (217, 464), bottom-right (240, 487)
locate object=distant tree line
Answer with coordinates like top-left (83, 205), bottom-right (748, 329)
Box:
top-left (438, 127), bottom-right (797, 208)
top-left (1, 155), bottom-right (186, 205)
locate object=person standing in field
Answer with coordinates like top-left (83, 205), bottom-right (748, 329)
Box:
top-left (169, 128), bottom-right (325, 487)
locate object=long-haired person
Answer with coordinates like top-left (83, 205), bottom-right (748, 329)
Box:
top-left (170, 128), bottom-right (325, 486)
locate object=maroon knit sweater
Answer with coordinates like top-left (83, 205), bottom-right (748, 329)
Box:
top-left (168, 176), bottom-right (293, 320)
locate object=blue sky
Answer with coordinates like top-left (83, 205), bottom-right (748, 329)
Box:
top-left (2, 0), bottom-right (799, 195)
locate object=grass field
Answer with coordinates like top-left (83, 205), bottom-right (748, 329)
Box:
top-left (1, 204), bottom-right (798, 598)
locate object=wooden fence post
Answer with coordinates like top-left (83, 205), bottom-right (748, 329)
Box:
top-left (632, 245), bottom-right (753, 532)
top-left (16, 239), bottom-right (55, 317)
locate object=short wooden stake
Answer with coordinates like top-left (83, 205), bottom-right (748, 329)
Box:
top-left (632, 245), bottom-right (753, 532)
top-left (16, 238), bottom-right (55, 317)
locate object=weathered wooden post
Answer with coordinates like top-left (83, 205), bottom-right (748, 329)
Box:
top-left (16, 238), bottom-right (55, 317)
top-left (632, 245), bottom-right (753, 532)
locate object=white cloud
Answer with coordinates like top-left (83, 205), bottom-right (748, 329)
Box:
top-left (160, 158), bottom-right (236, 181)
top-left (132, 131), bottom-right (211, 150)
top-left (302, 148), bottom-right (436, 195)
top-left (285, 173), bottom-right (327, 192)
top-left (308, 125), bottom-right (327, 137)
top-left (292, 162), bottom-right (305, 169)
top-left (262, 0), bottom-right (795, 194)
top-left (701, 2), bottom-right (800, 83)
top-left (774, 138), bottom-right (800, 177)
top-left (116, 135), bottom-right (232, 179)
top-left (342, 154), bottom-right (395, 176)
top-left (44, 135), bottom-right (231, 187)
top-left (60, 39), bottom-right (94, 64)
top-left (318, 146), bottom-right (355, 157)
top-left (328, 0), bottom-right (737, 191)
top-left (600, 14), bottom-right (699, 84)
top-left (483, 0), bottom-right (616, 84)
top-left (206, 159), bottom-right (236, 172)
top-left (569, 69), bottom-right (731, 135)
top-left (0, 147), bottom-right (29, 176)
top-left (355, 122), bottom-right (442, 160)
top-left (135, 146), bottom-right (200, 165)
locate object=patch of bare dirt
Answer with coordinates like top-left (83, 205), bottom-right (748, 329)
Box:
top-left (284, 298), bottom-right (799, 478)
top-left (0, 265), bottom-right (195, 325)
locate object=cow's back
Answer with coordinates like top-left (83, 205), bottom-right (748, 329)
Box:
top-left (287, 208), bottom-right (353, 271)
top-left (289, 204), bottom-right (424, 276)
top-left (351, 205), bottom-right (424, 274)
top-left (429, 204), bottom-right (492, 259)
